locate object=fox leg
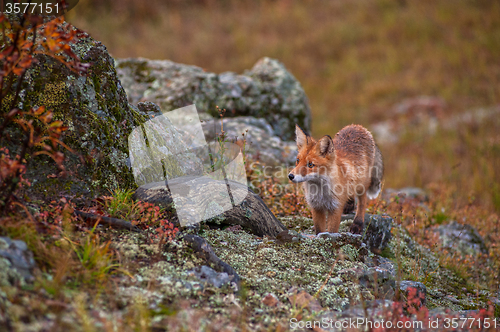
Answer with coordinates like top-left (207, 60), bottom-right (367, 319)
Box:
top-left (312, 209), bottom-right (326, 234)
top-left (350, 192), bottom-right (367, 234)
top-left (326, 209), bottom-right (342, 233)
top-left (342, 196), bottom-right (356, 214)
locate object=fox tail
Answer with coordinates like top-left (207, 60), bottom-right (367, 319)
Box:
top-left (367, 144), bottom-right (383, 200)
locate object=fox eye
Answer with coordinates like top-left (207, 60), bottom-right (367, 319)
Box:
top-left (308, 161), bottom-right (314, 168)
top-left (296, 158), bottom-right (299, 165)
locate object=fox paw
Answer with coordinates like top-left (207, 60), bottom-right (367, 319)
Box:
top-left (349, 221), bottom-right (364, 234)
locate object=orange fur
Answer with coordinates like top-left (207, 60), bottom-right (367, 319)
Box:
top-left (288, 124), bottom-right (383, 234)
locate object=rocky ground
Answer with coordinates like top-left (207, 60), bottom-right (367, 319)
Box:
top-left (1, 203), bottom-right (498, 331)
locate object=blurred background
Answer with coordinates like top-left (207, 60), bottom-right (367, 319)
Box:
top-left (67, 0), bottom-right (500, 214)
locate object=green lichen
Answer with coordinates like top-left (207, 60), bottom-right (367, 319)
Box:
top-left (340, 244), bottom-right (359, 261)
top-left (203, 228), bottom-right (370, 311)
top-left (6, 31), bottom-right (148, 198)
top-left (0, 257), bottom-right (25, 288)
top-left (161, 154), bottom-right (185, 179)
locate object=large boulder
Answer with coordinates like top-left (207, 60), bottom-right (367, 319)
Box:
top-left (132, 104), bottom-right (298, 167)
top-left (201, 116), bottom-right (297, 166)
top-left (433, 221), bottom-right (489, 256)
top-left (6, 22), bottom-right (146, 197)
top-left (115, 57), bottom-right (312, 141)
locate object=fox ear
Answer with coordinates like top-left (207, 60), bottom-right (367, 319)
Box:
top-left (317, 135), bottom-right (334, 156)
top-left (296, 125), bottom-right (309, 149)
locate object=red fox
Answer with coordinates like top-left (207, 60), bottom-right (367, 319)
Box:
top-left (288, 124), bottom-right (383, 234)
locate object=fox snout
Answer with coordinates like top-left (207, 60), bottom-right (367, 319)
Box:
top-left (288, 173), bottom-right (302, 183)
top-left (288, 173), bottom-right (301, 183)
top-left (288, 172), bottom-right (310, 183)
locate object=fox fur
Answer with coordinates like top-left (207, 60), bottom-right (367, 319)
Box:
top-left (288, 124), bottom-right (383, 234)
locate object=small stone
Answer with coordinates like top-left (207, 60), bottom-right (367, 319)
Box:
top-left (0, 236), bottom-right (36, 282)
top-left (383, 187), bottom-right (428, 202)
top-left (359, 267), bottom-right (396, 300)
top-left (317, 232), bottom-right (342, 242)
top-left (399, 280), bottom-right (427, 306)
top-left (341, 214), bottom-right (393, 253)
top-left (186, 265), bottom-right (232, 288)
top-left (262, 293), bottom-right (280, 307)
top-left (288, 288), bottom-right (323, 313)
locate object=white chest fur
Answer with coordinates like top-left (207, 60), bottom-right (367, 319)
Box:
top-left (303, 177), bottom-right (339, 212)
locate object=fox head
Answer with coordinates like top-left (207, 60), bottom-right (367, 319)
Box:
top-left (288, 125), bottom-right (334, 183)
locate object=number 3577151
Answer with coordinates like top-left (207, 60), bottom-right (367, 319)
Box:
top-left (3, 2), bottom-right (60, 14)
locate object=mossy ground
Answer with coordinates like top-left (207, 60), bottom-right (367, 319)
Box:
top-left (1, 209), bottom-right (497, 331)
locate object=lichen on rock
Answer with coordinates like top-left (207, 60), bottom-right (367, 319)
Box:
top-left (115, 57), bottom-right (311, 142)
top-left (5, 21), bottom-right (147, 198)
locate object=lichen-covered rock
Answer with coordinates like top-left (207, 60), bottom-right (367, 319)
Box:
top-left (186, 265), bottom-right (232, 288)
top-left (433, 221), bottom-right (488, 256)
top-left (0, 237), bottom-right (36, 285)
top-left (127, 109), bottom-right (205, 186)
top-left (204, 228), bottom-right (372, 311)
top-left (201, 116), bottom-right (297, 166)
top-left (399, 280), bottom-right (427, 306)
top-left (8, 22), bottom-right (146, 197)
top-left (115, 57), bottom-right (311, 141)
top-left (359, 267), bottom-right (396, 300)
top-left (383, 187), bottom-right (428, 202)
top-left (384, 225), bottom-right (491, 311)
top-left (341, 214), bottom-right (393, 253)
top-left (316, 299), bottom-right (395, 331)
top-left (364, 255), bottom-right (397, 277)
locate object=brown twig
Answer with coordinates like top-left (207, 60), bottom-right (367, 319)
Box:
top-left (73, 210), bottom-right (142, 233)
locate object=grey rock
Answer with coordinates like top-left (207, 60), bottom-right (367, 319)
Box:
top-left (127, 109), bottom-right (205, 186)
top-left (399, 280), bottom-right (427, 306)
top-left (201, 116), bottom-right (297, 166)
top-left (359, 267), bottom-right (396, 300)
top-left (316, 300), bottom-right (395, 331)
top-left (434, 221), bottom-right (488, 256)
top-left (115, 57), bottom-right (311, 141)
top-left (137, 101), bottom-right (162, 118)
top-left (383, 187), bottom-right (428, 202)
top-left (317, 232), bottom-right (343, 242)
top-left (6, 21), bottom-right (146, 197)
top-left (371, 95), bottom-right (444, 145)
top-left (393, 96), bottom-right (446, 117)
top-left (443, 106), bottom-right (500, 129)
top-left (372, 104), bottom-right (500, 145)
top-left (364, 255), bottom-right (397, 277)
top-left (182, 235), bottom-right (241, 290)
top-left (337, 266), bottom-right (365, 281)
top-left (186, 265), bottom-right (232, 288)
top-left (0, 237), bottom-right (36, 283)
top-left (342, 214), bottom-right (393, 253)
top-left (317, 232), bottom-right (363, 246)
top-left (317, 233), bottom-right (371, 261)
